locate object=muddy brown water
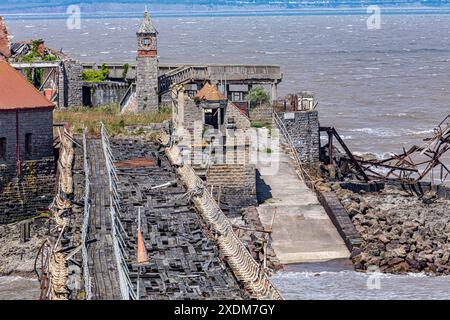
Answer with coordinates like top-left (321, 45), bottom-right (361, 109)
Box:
top-left (0, 276), bottom-right (40, 300)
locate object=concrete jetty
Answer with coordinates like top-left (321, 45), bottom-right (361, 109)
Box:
top-left (256, 151), bottom-right (350, 264)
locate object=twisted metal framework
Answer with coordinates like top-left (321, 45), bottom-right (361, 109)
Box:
top-left (100, 122), bottom-right (136, 300)
top-left (352, 115), bottom-right (450, 184)
top-left (166, 144), bottom-right (283, 300)
top-left (81, 129), bottom-right (92, 300)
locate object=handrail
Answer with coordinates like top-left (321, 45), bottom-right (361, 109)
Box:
top-left (100, 122), bottom-right (136, 300)
top-left (81, 129), bottom-right (92, 300)
top-left (166, 143), bottom-right (283, 300)
top-left (119, 83), bottom-right (136, 113)
top-left (273, 111), bottom-right (316, 190)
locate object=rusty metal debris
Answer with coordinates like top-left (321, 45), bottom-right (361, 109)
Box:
top-left (34, 239), bottom-right (51, 300)
top-left (323, 114), bottom-right (450, 186)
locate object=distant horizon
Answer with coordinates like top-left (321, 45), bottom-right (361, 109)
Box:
top-left (2, 0), bottom-right (450, 16)
top-left (3, 4), bottom-right (450, 20)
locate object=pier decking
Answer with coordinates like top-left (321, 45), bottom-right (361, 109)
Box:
top-left (86, 139), bottom-right (122, 300)
top-left (109, 139), bottom-right (244, 300)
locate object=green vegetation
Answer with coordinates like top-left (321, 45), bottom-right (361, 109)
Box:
top-left (18, 39), bottom-right (57, 88)
top-left (265, 148), bottom-right (273, 154)
top-left (122, 63), bottom-right (129, 79)
top-left (82, 64), bottom-right (110, 82)
top-left (193, 96), bottom-right (202, 105)
top-left (246, 86), bottom-right (270, 109)
top-left (53, 104), bottom-right (172, 136)
top-left (25, 68), bottom-right (44, 88)
top-left (251, 120), bottom-right (272, 129)
top-left (21, 39), bottom-right (57, 63)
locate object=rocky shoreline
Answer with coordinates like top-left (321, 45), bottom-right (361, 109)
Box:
top-left (334, 184), bottom-right (450, 275)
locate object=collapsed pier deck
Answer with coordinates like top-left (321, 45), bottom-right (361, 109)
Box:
top-left (87, 137), bottom-right (245, 300)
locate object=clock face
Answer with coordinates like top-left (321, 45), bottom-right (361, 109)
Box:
top-left (142, 37), bottom-right (154, 47)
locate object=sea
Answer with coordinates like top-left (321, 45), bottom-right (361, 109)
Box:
top-left (3, 10), bottom-right (450, 300)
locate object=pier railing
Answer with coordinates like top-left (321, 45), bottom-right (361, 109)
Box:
top-left (166, 143), bottom-right (283, 300)
top-left (81, 129), bottom-right (92, 300)
top-left (119, 83), bottom-right (136, 113)
top-left (273, 111), bottom-right (316, 190)
top-left (100, 123), bottom-right (136, 300)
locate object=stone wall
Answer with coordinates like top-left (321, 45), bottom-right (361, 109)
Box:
top-left (206, 163), bottom-right (257, 215)
top-left (225, 102), bottom-right (251, 130)
top-left (316, 190), bottom-right (363, 252)
top-left (184, 99), bottom-right (204, 131)
top-left (136, 56), bottom-right (158, 112)
top-left (277, 110), bottom-right (320, 166)
top-left (57, 60), bottom-right (83, 109)
top-left (249, 104), bottom-right (272, 123)
top-left (0, 109), bottom-right (54, 165)
top-left (0, 158), bottom-right (55, 224)
top-left (82, 81), bottom-right (128, 107)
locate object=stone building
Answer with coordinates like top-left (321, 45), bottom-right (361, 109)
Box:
top-left (173, 83), bottom-right (251, 133)
top-left (0, 60), bottom-right (55, 223)
top-left (196, 83), bottom-right (228, 129)
top-left (136, 8), bottom-right (159, 112)
top-left (171, 82), bottom-right (256, 215)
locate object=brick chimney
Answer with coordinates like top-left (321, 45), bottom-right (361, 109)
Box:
top-left (0, 17), bottom-right (11, 59)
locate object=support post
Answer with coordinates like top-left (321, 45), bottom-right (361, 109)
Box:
top-left (328, 130), bottom-right (333, 166)
top-left (271, 82), bottom-right (278, 106)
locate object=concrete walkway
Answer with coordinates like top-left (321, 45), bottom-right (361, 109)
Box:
top-left (256, 151), bottom-right (349, 264)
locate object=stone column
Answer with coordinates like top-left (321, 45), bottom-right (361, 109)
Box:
top-left (271, 82), bottom-right (278, 106)
top-left (62, 60), bottom-right (83, 108)
top-left (57, 62), bottom-right (66, 109)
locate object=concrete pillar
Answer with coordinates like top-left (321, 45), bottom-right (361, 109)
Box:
top-left (271, 82), bottom-right (278, 106)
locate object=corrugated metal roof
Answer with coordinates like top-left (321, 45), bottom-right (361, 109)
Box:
top-left (0, 60), bottom-right (55, 111)
top-left (195, 83), bottom-right (227, 101)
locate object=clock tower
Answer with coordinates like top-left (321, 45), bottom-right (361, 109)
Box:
top-left (136, 8), bottom-right (158, 112)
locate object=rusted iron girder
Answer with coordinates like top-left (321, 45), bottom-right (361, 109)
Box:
top-left (333, 114), bottom-right (450, 185)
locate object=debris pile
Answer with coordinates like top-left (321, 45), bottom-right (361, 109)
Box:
top-left (233, 206), bottom-right (282, 272)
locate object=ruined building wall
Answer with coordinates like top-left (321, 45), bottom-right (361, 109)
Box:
top-left (277, 110), bottom-right (320, 166)
top-left (82, 81), bottom-right (129, 107)
top-left (225, 102), bottom-right (251, 130)
top-left (250, 104), bottom-right (273, 123)
top-left (206, 163), bottom-right (257, 215)
top-left (0, 159), bottom-right (55, 224)
top-left (173, 91), bottom-right (203, 132)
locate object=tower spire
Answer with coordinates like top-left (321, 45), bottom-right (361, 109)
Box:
top-left (138, 7), bottom-right (157, 34)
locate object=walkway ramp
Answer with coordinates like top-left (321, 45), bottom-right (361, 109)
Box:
top-left (256, 151), bottom-right (349, 264)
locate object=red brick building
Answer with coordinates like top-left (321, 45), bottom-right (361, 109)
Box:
top-left (0, 60), bottom-right (55, 170)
